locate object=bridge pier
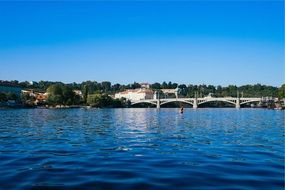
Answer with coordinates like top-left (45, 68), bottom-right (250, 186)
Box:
top-left (156, 99), bottom-right (160, 109)
top-left (236, 98), bottom-right (240, 109)
top-left (235, 103), bottom-right (240, 109)
top-left (193, 98), bottom-right (198, 109)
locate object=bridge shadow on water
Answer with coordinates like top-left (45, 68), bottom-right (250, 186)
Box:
top-left (130, 103), bottom-right (157, 108)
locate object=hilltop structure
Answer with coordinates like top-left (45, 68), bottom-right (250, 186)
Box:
top-left (115, 89), bottom-right (154, 101)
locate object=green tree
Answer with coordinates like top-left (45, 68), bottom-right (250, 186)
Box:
top-left (47, 84), bottom-right (63, 105)
top-left (131, 82), bottom-right (141, 89)
top-left (172, 83), bottom-right (178, 89)
top-left (0, 93), bottom-right (7, 102)
top-left (151, 83), bottom-right (161, 89)
top-left (178, 84), bottom-right (187, 96)
top-left (46, 84), bottom-right (77, 105)
top-left (81, 81), bottom-right (99, 94)
top-left (167, 81), bottom-right (172, 89)
top-left (112, 98), bottom-right (128, 108)
top-left (20, 93), bottom-right (36, 106)
top-left (278, 84), bottom-right (285, 99)
top-left (62, 85), bottom-right (75, 105)
top-left (6, 93), bottom-right (18, 100)
top-left (101, 81), bottom-right (111, 93)
top-left (83, 85), bottom-right (88, 104)
top-left (112, 83), bottom-right (121, 92)
top-left (161, 81), bottom-right (168, 89)
top-left (87, 94), bottom-right (112, 108)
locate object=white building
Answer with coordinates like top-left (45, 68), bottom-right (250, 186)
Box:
top-left (21, 90), bottom-right (36, 97)
top-left (140, 83), bottom-right (150, 89)
top-left (161, 88), bottom-right (179, 98)
top-left (29, 81), bottom-right (36, 85)
top-left (73, 90), bottom-right (83, 98)
top-left (115, 89), bottom-right (154, 101)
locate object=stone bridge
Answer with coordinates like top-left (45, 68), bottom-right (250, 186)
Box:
top-left (131, 97), bottom-right (263, 109)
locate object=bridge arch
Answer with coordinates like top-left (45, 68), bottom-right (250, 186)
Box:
top-left (240, 99), bottom-right (261, 105)
top-left (198, 99), bottom-right (236, 106)
top-left (131, 101), bottom-right (157, 106)
top-left (160, 100), bottom-right (193, 106)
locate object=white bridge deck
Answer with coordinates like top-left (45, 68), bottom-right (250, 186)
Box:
top-left (131, 97), bottom-right (263, 108)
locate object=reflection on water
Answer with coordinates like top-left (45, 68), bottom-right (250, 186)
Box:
top-left (0, 108), bottom-right (284, 190)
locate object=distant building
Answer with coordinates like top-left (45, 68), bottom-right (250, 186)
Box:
top-left (35, 93), bottom-right (47, 104)
top-left (21, 90), bottom-right (36, 97)
top-left (29, 81), bottom-right (36, 85)
top-left (140, 83), bottom-right (150, 89)
top-left (21, 90), bottom-right (47, 105)
top-left (115, 89), bottom-right (154, 101)
top-left (161, 88), bottom-right (179, 98)
top-left (73, 90), bottom-right (83, 98)
top-left (205, 93), bottom-right (214, 98)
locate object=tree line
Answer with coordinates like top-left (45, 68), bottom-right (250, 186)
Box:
top-left (45, 84), bottom-right (129, 108)
top-left (2, 80), bottom-right (282, 97)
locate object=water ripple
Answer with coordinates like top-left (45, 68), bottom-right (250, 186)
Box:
top-left (0, 108), bottom-right (284, 190)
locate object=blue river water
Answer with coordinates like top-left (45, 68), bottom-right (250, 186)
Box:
top-left (0, 108), bottom-right (284, 190)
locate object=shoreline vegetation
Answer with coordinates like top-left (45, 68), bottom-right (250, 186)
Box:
top-left (0, 80), bottom-right (284, 109)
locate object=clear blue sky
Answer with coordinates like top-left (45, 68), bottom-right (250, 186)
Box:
top-left (0, 1), bottom-right (284, 86)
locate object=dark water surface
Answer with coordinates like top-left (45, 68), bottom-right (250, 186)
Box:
top-left (0, 108), bottom-right (284, 190)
